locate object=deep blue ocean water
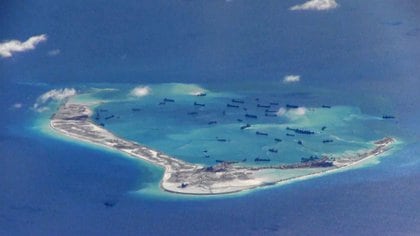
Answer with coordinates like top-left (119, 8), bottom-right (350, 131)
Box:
top-left (1, 0), bottom-right (419, 235)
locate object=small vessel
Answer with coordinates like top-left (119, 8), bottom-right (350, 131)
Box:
top-left (187, 111), bottom-right (198, 115)
top-left (323, 139), bottom-right (334, 143)
top-left (208, 121), bottom-right (217, 125)
top-left (256, 131), bottom-right (268, 136)
top-left (164, 98), bottom-right (175, 102)
top-left (99, 109), bottom-right (108, 112)
top-left (274, 138), bottom-right (282, 142)
top-left (105, 115), bottom-right (115, 120)
top-left (382, 115), bottom-right (395, 119)
top-left (265, 113), bottom-right (277, 117)
top-left (265, 109), bottom-right (277, 113)
top-left (196, 93), bottom-right (206, 97)
top-left (286, 133), bottom-right (295, 137)
top-left (297, 140), bottom-right (303, 145)
top-left (270, 102), bottom-right (279, 106)
top-left (286, 104), bottom-right (299, 109)
top-left (240, 124), bottom-right (251, 130)
top-left (268, 148), bottom-right (278, 153)
top-left (257, 104), bottom-right (270, 108)
top-left (158, 102), bottom-right (166, 105)
top-left (237, 119), bottom-right (243, 122)
top-left (194, 102), bottom-right (205, 107)
top-left (321, 126), bottom-right (327, 131)
top-left (231, 99), bottom-right (245, 104)
top-left (216, 138), bottom-right (228, 142)
top-left (255, 157), bottom-right (270, 162)
top-left (132, 108), bottom-right (141, 112)
top-left (245, 114), bottom-right (258, 119)
top-left (227, 104), bottom-right (239, 108)
top-left (322, 105), bottom-right (331, 108)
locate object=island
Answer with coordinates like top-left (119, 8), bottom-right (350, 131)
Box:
top-left (50, 103), bottom-right (396, 195)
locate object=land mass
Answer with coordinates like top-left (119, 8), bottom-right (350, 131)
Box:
top-left (50, 103), bottom-right (395, 195)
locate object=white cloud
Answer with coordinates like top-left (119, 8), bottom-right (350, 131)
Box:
top-left (130, 86), bottom-right (151, 97)
top-left (34, 88), bottom-right (77, 111)
top-left (283, 75), bottom-right (301, 83)
top-left (0, 34), bottom-right (47, 58)
top-left (48, 49), bottom-right (60, 56)
top-left (12, 103), bottom-right (23, 109)
top-left (276, 107), bottom-right (287, 116)
top-left (277, 107), bottom-right (307, 118)
top-left (290, 0), bottom-right (338, 11)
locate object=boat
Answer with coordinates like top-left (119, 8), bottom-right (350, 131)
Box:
top-left (256, 131), bottom-right (268, 136)
top-left (194, 102), bottom-right (205, 107)
top-left (268, 148), bottom-right (278, 153)
top-left (227, 104), bottom-right (239, 108)
top-left (274, 138), bottom-right (282, 142)
top-left (240, 124), bottom-right (251, 130)
top-left (257, 104), bottom-right (270, 108)
top-left (231, 99), bottom-right (245, 104)
top-left (245, 114), bottom-right (258, 119)
top-left (105, 115), bottom-right (115, 120)
top-left (286, 127), bottom-right (315, 135)
top-left (382, 115), bottom-right (395, 119)
top-left (164, 98), bottom-right (175, 102)
top-left (323, 139), bottom-right (334, 143)
top-left (286, 104), bottom-right (299, 109)
top-left (322, 105), bottom-right (331, 108)
top-left (196, 93), bottom-right (206, 97)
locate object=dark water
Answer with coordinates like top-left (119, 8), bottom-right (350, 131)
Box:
top-left (1, 0), bottom-right (419, 235)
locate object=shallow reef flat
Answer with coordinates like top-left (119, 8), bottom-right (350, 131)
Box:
top-left (51, 103), bottom-right (395, 195)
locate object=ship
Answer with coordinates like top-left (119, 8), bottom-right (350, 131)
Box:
top-left (240, 124), bottom-right (251, 130)
top-left (163, 98), bottom-right (175, 102)
top-left (321, 126), bottom-right (327, 131)
top-left (265, 113), bottom-right (277, 117)
top-left (132, 108), bottom-right (141, 112)
top-left (382, 115), bottom-right (395, 119)
top-left (256, 131), bottom-right (268, 136)
top-left (286, 104), bottom-right (299, 109)
top-left (245, 114), bottom-right (258, 119)
top-left (322, 105), bottom-right (331, 108)
top-left (255, 157), bottom-right (270, 162)
top-left (270, 102), bottom-right (279, 106)
top-left (196, 93), bottom-right (206, 97)
top-left (187, 111), bottom-right (198, 115)
top-left (323, 139), bottom-right (334, 143)
top-left (268, 148), bottom-right (278, 153)
top-left (194, 102), bottom-right (205, 107)
top-left (265, 109), bottom-right (277, 113)
top-left (216, 138), bottom-right (228, 142)
top-left (208, 121), bottom-right (217, 125)
top-left (286, 127), bottom-right (315, 135)
top-left (274, 138), bottom-right (282, 142)
top-left (105, 115), bottom-right (115, 120)
top-left (286, 133), bottom-right (295, 137)
top-left (231, 99), bottom-right (245, 104)
top-left (257, 104), bottom-right (270, 108)
top-left (227, 104), bottom-right (239, 108)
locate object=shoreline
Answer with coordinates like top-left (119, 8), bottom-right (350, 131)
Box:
top-left (49, 103), bottom-right (396, 195)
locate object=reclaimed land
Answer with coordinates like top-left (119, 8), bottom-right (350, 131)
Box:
top-left (50, 103), bottom-right (395, 195)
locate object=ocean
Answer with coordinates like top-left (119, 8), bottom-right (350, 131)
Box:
top-left (1, 0), bottom-right (419, 235)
